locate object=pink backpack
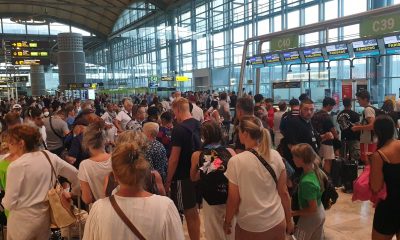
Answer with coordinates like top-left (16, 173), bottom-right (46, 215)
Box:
top-left (352, 165), bottom-right (387, 207)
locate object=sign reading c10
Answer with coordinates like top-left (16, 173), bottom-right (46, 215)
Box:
top-left (360, 13), bottom-right (400, 37)
top-left (270, 35), bottom-right (299, 51)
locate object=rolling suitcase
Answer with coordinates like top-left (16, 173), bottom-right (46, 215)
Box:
top-left (341, 140), bottom-right (358, 193)
top-left (330, 157), bottom-right (343, 187)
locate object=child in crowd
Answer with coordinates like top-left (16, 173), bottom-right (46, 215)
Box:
top-left (291, 143), bottom-right (326, 240)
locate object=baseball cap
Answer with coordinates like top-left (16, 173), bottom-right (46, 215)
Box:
top-left (12, 104), bottom-right (22, 109)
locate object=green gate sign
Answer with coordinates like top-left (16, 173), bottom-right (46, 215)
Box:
top-left (270, 35), bottom-right (298, 51)
top-left (360, 13), bottom-right (400, 37)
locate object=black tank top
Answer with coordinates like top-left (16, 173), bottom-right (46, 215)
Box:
top-left (382, 161), bottom-right (400, 203)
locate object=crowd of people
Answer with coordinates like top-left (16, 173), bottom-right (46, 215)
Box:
top-left (0, 89), bottom-right (398, 240)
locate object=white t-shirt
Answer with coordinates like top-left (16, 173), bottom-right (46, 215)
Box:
top-left (191, 103), bottom-right (204, 123)
top-left (273, 111), bottom-right (285, 133)
top-left (83, 195), bottom-right (184, 240)
top-left (360, 107), bottom-right (375, 144)
top-left (225, 149), bottom-right (285, 232)
top-left (116, 110), bottom-right (133, 130)
top-left (78, 158), bottom-right (112, 201)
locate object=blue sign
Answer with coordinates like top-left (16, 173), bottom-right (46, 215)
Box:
top-left (264, 53), bottom-right (281, 66)
top-left (326, 44), bottom-right (350, 60)
top-left (249, 56), bottom-right (265, 68)
top-left (384, 35), bottom-right (400, 54)
top-left (282, 51), bottom-right (301, 64)
top-left (352, 39), bottom-right (380, 58)
top-left (303, 48), bottom-right (324, 63)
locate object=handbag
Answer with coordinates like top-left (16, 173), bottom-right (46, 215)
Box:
top-left (42, 150), bottom-right (76, 228)
top-left (109, 195), bottom-right (146, 240)
top-left (352, 150), bottom-right (387, 206)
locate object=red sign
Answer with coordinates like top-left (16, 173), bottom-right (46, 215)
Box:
top-left (342, 83), bottom-right (353, 99)
top-left (332, 92), bottom-right (340, 111)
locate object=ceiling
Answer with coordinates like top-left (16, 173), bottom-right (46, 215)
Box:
top-left (0, 0), bottom-right (177, 38)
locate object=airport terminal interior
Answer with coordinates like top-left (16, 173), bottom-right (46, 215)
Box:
top-left (0, 0), bottom-right (400, 240)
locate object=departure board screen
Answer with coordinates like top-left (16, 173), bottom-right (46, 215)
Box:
top-left (326, 44), bottom-right (350, 60)
top-left (264, 53), bottom-right (281, 66)
top-left (384, 35), bottom-right (400, 54)
top-left (12, 58), bottom-right (50, 66)
top-left (303, 48), bottom-right (324, 63)
top-left (352, 39), bottom-right (380, 57)
top-left (282, 51), bottom-right (301, 64)
top-left (10, 41), bottom-right (49, 49)
top-left (249, 55), bottom-right (265, 68)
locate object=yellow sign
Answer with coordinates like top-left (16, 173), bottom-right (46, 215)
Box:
top-left (176, 76), bottom-right (189, 82)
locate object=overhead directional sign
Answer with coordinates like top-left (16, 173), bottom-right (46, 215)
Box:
top-left (360, 13), bottom-right (400, 37)
top-left (10, 41), bottom-right (49, 49)
top-left (13, 76), bottom-right (29, 83)
top-left (270, 35), bottom-right (299, 51)
top-left (12, 58), bottom-right (50, 66)
top-left (12, 50), bottom-right (49, 57)
top-left (176, 76), bottom-right (189, 82)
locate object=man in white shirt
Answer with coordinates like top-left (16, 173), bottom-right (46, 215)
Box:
top-left (189, 95), bottom-right (204, 123)
top-left (115, 98), bottom-right (134, 132)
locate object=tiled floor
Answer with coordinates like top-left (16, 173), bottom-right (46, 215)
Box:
top-left (184, 190), bottom-right (382, 240)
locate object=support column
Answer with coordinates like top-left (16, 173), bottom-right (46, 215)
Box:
top-left (57, 33), bottom-right (86, 91)
top-left (30, 65), bottom-right (46, 96)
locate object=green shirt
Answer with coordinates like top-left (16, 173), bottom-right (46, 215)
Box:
top-left (298, 171), bottom-right (322, 209)
top-left (0, 159), bottom-right (10, 218)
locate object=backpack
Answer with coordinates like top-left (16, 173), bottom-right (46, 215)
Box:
top-left (321, 175), bottom-right (339, 210)
top-left (362, 106), bottom-right (386, 142)
top-left (198, 147), bottom-right (232, 205)
top-left (180, 122), bottom-right (201, 153)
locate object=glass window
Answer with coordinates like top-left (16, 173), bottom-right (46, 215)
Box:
top-left (305, 5), bottom-right (319, 25)
top-left (213, 32), bottom-right (224, 47)
top-left (257, 19), bottom-right (269, 35)
top-left (50, 22), bottom-right (70, 35)
top-left (343, 0), bottom-right (367, 16)
top-left (27, 24), bottom-right (49, 35)
top-left (233, 26), bottom-right (245, 42)
top-left (197, 37), bottom-right (207, 51)
top-left (304, 32), bottom-right (319, 46)
top-left (182, 42), bottom-right (192, 55)
top-left (288, 10), bottom-right (299, 29)
top-left (2, 18), bottom-right (26, 34)
top-left (71, 27), bottom-right (91, 36)
top-left (324, 0), bottom-right (338, 20)
top-left (273, 15), bottom-right (282, 32)
top-left (343, 24), bottom-right (359, 40)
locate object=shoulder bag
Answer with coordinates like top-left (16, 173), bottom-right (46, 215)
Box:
top-left (109, 195), bottom-right (146, 240)
top-left (42, 150), bottom-right (76, 228)
top-left (248, 149), bottom-right (278, 185)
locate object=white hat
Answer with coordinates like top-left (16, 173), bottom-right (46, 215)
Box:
top-left (12, 104), bottom-right (22, 109)
top-left (212, 92), bottom-right (219, 97)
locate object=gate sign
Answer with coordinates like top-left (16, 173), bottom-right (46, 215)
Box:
top-left (270, 35), bottom-right (298, 51)
top-left (360, 13), bottom-right (400, 37)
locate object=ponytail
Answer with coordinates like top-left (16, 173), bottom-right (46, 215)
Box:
top-left (313, 163), bottom-right (327, 192)
top-left (258, 128), bottom-right (271, 162)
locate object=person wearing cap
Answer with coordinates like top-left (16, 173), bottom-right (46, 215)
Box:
top-left (11, 104), bottom-right (23, 123)
top-left (64, 117), bottom-right (91, 169)
top-left (337, 98), bottom-right (360, 162)
top-left (189, 95), bottom-right (204, 123)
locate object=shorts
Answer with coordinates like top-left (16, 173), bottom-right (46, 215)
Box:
top-left (360, 143), bottom-right (377, 162)
top-left (170, 179), bottom-right (197, 213)
top-left (319, 144), bottom-right (335, 160)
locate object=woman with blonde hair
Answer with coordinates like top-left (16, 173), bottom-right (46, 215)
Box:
top-left (83, 142), bottom-right (184, 240)
top-left (78, 120), bottom-right (112, 204)
top-left (291, 143), bottom-right (326, 240)
top-left (224, 115), bottom-right (294, 240)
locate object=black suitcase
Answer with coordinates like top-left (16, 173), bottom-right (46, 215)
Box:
top-left (330, 157), bottom-right (344, 187)
top-left (342, 161), bottom-right (358, 193)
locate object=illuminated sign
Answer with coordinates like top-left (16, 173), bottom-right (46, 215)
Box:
top-left (326, 44), bottom-right (350, 60)
top-left (12, 58), bottom-right (50, 66)
top-left (303, 48), bottom-right (324, 63)
top-left (264, 53), bottom-right (281, 67)
top-left (68, 83), bottom-right (97, 89)
top-left (282, 51), bottom-right (301, 64)
top-left (384, 35), bottom-right (400, 54)
top-left (11, 50), bottom-right (49, 57)
top-left (352, 39), bottom-right (380, 57)
top-left (176, 76), bottom-right (189, 82)
top-left (161, 76), bottom-right (173, 81)
top-left (13, 76), bottom-right (29, 82)
top-left (10, 41), bottom-right (49, 49)
top-left (249, 55), bottom-right (265, 68)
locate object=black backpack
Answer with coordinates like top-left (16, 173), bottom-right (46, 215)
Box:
top-left (321, 175), bottom-right (339, 210)
top-left (362, 106), bottom-right (386, 142)
top-left (180, 122), bottom-right (201, 153)
top-left (198, 147), bottom-right (232, 205)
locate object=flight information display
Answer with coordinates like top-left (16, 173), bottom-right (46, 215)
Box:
top-left (303, 48), bottom-right (324, 63)
top-left (10, 41), bottom-right (49, 49)
top-left (384, 35), bottom-right (400, 54)
top-left (12, 50), bottom-right (49, 57)
top-left (352, 39), bottom-right (380, 57)
top-left (282, 51), bottom-right (301, 64)
top-left (249, 55), bottom-right (265, 68)
top-left (12, 58), bottom-right (50, 66)
top-left (326, 44), bottom-right (350, 60)
top-left (264, 53), bottom-right (281, 66)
